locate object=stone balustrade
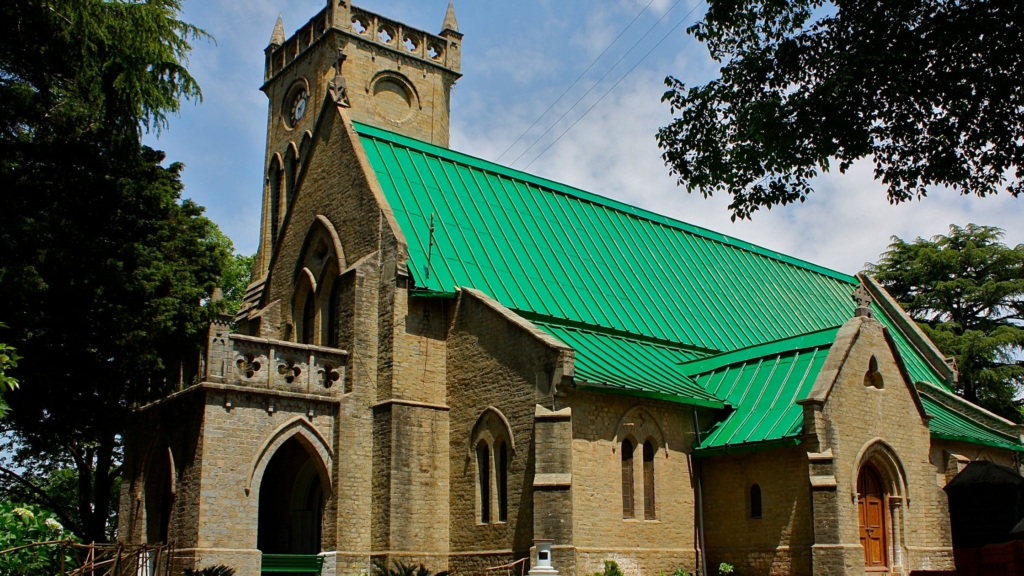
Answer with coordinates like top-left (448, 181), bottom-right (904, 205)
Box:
top-left (204, 319), bottom-right (347, 398)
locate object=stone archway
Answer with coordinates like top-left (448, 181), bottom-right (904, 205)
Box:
top-left (256, 437), bottom-right (327, 554)
top-left (853, 439), bottom-right (909, 572)
top-left (143, 443), bottom-right (175, 545)
top-left (858, 464), bottom-right (888, 570)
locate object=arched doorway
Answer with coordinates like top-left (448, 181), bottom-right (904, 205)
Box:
top-left (144, 447), bottom-right (173, 544)
top-left (858, 465), bottom-right (888, 570)
top-left (257, 437), bottom-right (326, 554)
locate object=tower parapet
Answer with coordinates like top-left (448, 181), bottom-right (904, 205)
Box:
top-left (262, 5), bottom-right (461, 84)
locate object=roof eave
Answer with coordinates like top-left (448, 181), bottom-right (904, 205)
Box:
top-left (693, 437), bottom-right (802, 458)
top-left (575, 382), bottom-right (725, 410)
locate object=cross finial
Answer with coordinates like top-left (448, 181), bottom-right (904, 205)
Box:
top-left (852, 284), bottom-right (873, 318)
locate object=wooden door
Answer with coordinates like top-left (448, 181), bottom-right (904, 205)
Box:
top-left (858, 466), bottom-right (888, 570)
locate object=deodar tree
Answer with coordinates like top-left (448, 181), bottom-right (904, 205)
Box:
top-left (0, 0), bottom-right (230, 543)
top-left (657, 0), bottom-right (1024, 220)
top-left (867, 224), bottom-right (1024, 421)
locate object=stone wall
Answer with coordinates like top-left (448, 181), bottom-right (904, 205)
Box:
top-left (263, 106), bottom-right (401, 334)
top-left (929, 438), bottom-right (1021, 485)
top-left (331, 258), bottom-right (380, 576)
top-left (701, 446), bottom-right (813, 576)
top-left (193, 390), bottom-right (337, 564)
top-left (118, 391), bottom-right (206, 552)
top-left (564, 389), bottom-right (701, 576)
top-left (446, 289), bottom-right (571, 576)
top-left (801, 316), bottom-right (955, 575)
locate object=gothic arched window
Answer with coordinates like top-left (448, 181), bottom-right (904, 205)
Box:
top-left (621, 439), bottom-right (635, 519)
top-left (643, 440), bottom-right (656, 520)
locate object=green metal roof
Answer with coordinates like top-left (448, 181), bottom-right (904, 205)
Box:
top-left (351, 122), bottom-right (1017, 453)
top-left (535, 320), bottom-right (723, 409)
top-left (871, 303), bottom-right (948, 389)
top-left (357, 122), bottom-right (858, 353)
top-left (921, 394), bottom-right (1024, 452)
top-left (685, 329), bottom-right (836, 454)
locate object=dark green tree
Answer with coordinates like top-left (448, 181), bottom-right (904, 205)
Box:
top-left (211, 230), bottom-right (256, 317)
top-left (0, 325), bottom-right (18, 417)
top-left (0, 0), bottom-right (226, 543)
top-left (866, 224), bottom-right (1024, 421)
top-left (657, 0), bottom-right (1024, 220)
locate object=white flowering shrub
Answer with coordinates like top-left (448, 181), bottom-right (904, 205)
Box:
top-left (0, 501), bottom-right (78, 575)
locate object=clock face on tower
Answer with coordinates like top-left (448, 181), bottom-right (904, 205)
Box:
top-left (289, 89), bottom-right (308, 127)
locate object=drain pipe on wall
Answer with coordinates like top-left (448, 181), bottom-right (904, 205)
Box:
top-left (692, 406), bottom-right (708, 576)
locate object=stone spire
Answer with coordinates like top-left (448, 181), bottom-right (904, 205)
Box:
top-left (269, 14), bottom-right (286, 47)
top-left (441, 0), bottom-right (459, 35)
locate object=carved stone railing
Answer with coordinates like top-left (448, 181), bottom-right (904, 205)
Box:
top-left (265, 5), bottom-right (459, 80)
top-left (204, 320), bottom-right (347, 398)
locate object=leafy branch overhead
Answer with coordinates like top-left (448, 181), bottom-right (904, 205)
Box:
top-left (658, 0), bottom-right (1024, 220)
top-left (866, 224), bottom-right (1024, 420)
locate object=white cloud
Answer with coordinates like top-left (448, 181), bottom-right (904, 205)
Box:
top-left (161, 0), bottom-right (1024, 268)
top-left (473, 46), bottom-right (560, 84)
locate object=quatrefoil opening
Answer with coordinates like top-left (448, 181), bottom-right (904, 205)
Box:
top-left (236, 355), bottom-right (261, 379)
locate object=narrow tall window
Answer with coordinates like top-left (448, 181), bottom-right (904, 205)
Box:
top-left (643, 441), bottom-right (656, 520)
top-left (750, 484), bottom-right (763, 519)
top-left (269, 165), bottom-right (281, 242)
top-left (284, 152), bottom-right (297, 207)
top-left (497, 441), bottom-right (508, 523)
top-left (477, 441), bottom-right (491, 524)
top-left (301, 292), bottom-right (316, 344)
top-left (326, 280), bottom-right (341, 348)
top-left (621, 439), bottom-right (635, 519)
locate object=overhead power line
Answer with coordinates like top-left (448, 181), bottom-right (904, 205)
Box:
top-left (510, 0), bottom-right (689, 168)
top-left (495, 0), bottom-right (661, 164)
top-left (523, 0), bottom-right (706, 170)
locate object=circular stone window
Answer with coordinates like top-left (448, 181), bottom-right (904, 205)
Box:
top-left (371, 74), bottom-right (417, 124)
top-left (285, 85), bottom-right (309, 128)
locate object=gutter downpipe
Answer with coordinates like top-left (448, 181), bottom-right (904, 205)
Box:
top-left (692, 405), bottom-right (708, 576)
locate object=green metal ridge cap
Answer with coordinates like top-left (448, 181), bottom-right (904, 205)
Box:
top-left (919, 394), bottom-right (1024, 451)
top-left (929, 432), bottom-right (1024, 453)
top-left (680, 326), bottom-right (841, 376)
top-left (522, 311), bottom-right (720, 356)
top-left (917, 381), bottom-right (1022, 437)
top-left (354, 121), bottom-right (858, 284)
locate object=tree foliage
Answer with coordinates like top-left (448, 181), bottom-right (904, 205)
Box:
top-left (657, 0), bottom-right (1024, 220)
top-left (0, 0), bottom-right (223, 543)
top-left (372, 560), bottom-right (450, 576)
top-left (211, 230), bottom-right (255, 317)
top-left (0, 0), bottom-right (207, 147)
top-left (866, 224), bottom-right (1024, 420)
top-left (0, 502), bottom-right (79, 575)
top-left (0, 325), bottom-right (18, 417)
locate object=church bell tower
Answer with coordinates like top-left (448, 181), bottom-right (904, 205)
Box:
top-left (250, 0), bottom-right (463, 286)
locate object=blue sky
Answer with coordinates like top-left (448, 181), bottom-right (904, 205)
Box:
top-left (145, 0), bottom-right (1024, 274)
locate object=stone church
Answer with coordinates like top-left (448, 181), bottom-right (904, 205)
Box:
top-left (117, 2), bottom-right (1024, 576)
